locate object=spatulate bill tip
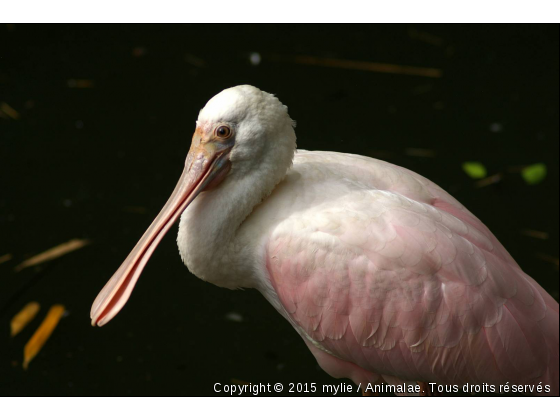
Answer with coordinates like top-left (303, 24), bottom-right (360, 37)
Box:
top-left (90, 311), bottom-right (106, 327)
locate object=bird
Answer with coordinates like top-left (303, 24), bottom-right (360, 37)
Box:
top-left (91, 85), bottom-right (559, 396)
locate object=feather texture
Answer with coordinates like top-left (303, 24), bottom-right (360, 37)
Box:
top-left (262, 150), bottom-right (558, 394)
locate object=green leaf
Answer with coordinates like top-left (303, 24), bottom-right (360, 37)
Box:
top-left (521, 163), bottom-right (547, 185)
top-left (462, 162), bottom-right (487, 179)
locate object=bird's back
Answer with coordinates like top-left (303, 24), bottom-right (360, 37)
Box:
top-left (249, 150), bottom-right (558, 394)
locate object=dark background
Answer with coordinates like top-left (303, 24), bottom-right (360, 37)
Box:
top-left (0, 24), bottom-right (558, 396)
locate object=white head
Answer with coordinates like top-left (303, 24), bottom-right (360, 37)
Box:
top-left (197, 85), bottom-right (296, 179)
top-left (91, 85), bottom-right (296, 326)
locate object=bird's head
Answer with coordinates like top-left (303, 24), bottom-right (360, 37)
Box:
top-left (90, 85), bottom-right (295, 326)
top-left (192, 85), bottom-right (296, 182)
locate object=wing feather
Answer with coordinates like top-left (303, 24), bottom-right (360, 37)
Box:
top-left (263, 151), bottom-right (559, 393)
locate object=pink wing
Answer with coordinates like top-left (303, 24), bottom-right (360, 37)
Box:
top-left (265, 152), bottom-right (559, 394)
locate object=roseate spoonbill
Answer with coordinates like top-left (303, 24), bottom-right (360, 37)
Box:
top-left (91, 85), bottom-right (559, 395)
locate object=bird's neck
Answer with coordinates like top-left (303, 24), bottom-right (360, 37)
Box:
top-left (177, 138), bottom-right (295, 289)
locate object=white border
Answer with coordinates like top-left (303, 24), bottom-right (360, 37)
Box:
top-left (2, 396), bottom-right (559, 420)
top-left (2, 1), bottom-right (560, 23)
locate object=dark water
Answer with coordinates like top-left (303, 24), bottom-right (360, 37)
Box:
top-left (0, 24), bottom-right (558, 396)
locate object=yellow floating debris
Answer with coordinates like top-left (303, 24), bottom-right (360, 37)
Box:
top-left (535, 253), bottom-right (559, 270)
top-left (408, 28), bottom-right (444, 47)
top-left (0, 102), bottom-right (20, 119)
top-left (0, 253), bottom-right (13, 265)
top-left (231, 378), bottom-right (250, 386)
top-left (23, 304), bottom-right (65, 370)
top-left (11, 302), bottom-right (41, 337)
top-left (15, 239), bottom-right (90, 272)
top-left (270, 54), bottom-right (443, 78)
top-left (67, 79), bottom-right (94, 88)
top-left (520, 229), bottom-right (549, 240)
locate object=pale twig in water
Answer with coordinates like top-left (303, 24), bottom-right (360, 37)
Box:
top-left (0, 253), bottom-right (13, 265)
top-left (15, 239), bottom-right (90, 272)
top-left (11, 302), bottom-right (41, 337)
top-left (535, 253), bottom-right (559, 270)
top-left (475, 173), bottom-right (502, 188)
top-left (0, 102), bottom-right (20, 119)
top-left (269, 54), bottom-right (443, 78)
top-left (520, 229), bottom-right (549, 240)
top-left (408, 28), bottom-right (444, 47)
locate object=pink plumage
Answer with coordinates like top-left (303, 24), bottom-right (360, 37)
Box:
top-left (91, 85), bottom-right (559, 395)
top-left (266, 152), bottom-right (558, 395)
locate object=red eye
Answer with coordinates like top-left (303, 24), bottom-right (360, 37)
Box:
top-left (216, 125), bottom-right (232, 138)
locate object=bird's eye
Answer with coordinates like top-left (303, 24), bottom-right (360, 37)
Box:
top-left (215, 125), bottom-right (232, 139)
